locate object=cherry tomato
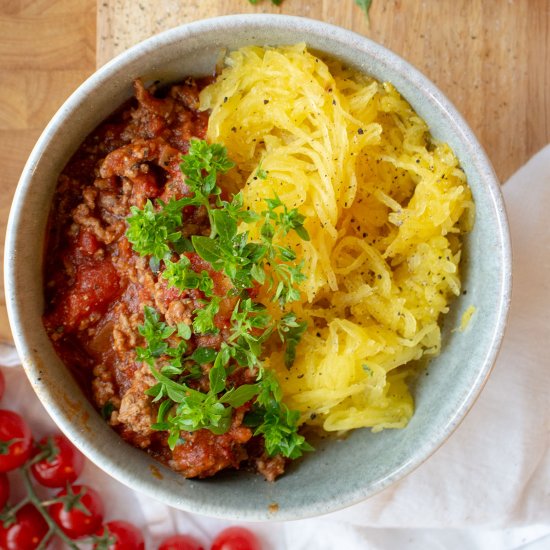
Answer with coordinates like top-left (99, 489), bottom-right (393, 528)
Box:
top-left (0, 409), bottom-right (32, 472)
top-left (0, 503), bottom-right (49, 550)
top-left (0, 472), bottom-right (9, 510)
top-left (210, 527), bottom-right (261, 550)
top-left (30, 434), bottom-right (84, 488)
top-left (159, 534), bottom-right (205, 550)
top-left (95, 520), bottom-right (145, 550)
top-left (49, 484), bottom-right (104, 539)
top-left (0, 369), bottom-right (4, 401)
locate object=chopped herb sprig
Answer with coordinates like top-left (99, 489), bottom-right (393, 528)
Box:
top-left (126, 198), bottom-right (188, 270)
top-left (246, 0), bottom-right (374, 22)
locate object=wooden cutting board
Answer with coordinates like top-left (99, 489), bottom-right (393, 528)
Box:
top-left (0, 0), bottom-right (549, 342)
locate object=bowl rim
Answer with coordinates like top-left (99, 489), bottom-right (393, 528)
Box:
top-left (5, 13), bottom-right (512, 521)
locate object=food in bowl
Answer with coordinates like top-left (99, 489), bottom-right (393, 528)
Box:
top-left (42, 44), bottom-right (473, 481)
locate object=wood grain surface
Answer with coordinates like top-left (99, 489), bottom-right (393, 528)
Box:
top-left (0, 0), bottom-right (95, 341)
top-left (0, 0), bottom-right (549, 343)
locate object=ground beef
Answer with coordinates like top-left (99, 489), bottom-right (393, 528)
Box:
top-left (43, 78), bottom-right (287, 480)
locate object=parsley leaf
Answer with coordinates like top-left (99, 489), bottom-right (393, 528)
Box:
top-left (136, 306), bottom-right (194, 381)
top-left (162, 257), bottom-right (214, 296)
top-left (191, 347), bottom-right (218, 364)
top-left (126, 199), bottom-right (188, 263)
top-left (148, 364), bottom-right (236, 448)
top-left (137, 306), bottom-right (252, 444)
top-left (209, 349), bottom-right (228, 394)
top-left (138, 303), bottom-right (311, 456)
top-left (146, 365), bottom-right (189, 403)
top-left (153, 387), bottom-right (233, 448)
top-left (181, 139), bottom-right (235, 188)
top-left (180, 139), bottom-right (235, 237)
top-left (230, 299), bottom-right (272, 339)
top-left (255, 159), bottom-right (268, 180)
top-left (255, 405), bottom-right (312, 459)
top-left (192, 296), bottom-right (221, 334)
top-left (228, 299), bottom-right (273, 368)
top-left (263, 195), bottom-right (310, 241)
top-left (253, 196), bottom-right (309, 305)
top-left (221, 192), bottom-right (260, 224)
top-left (136, 306), bottom-right (175, 366)
top-left (219, 383), bottom-right (260, 407)
top-left (278, 312), bottom-right (308, 368)
top-left (355, 0), bottom-right (374, 21)
top-left (246, 370), bottom-right (313, 459)
top-left (211, 208), bottom-right (238, 243)
top-left (271, 260), bottom-right (307, 305)
top-left (190, 193), bottom-right (309, 304)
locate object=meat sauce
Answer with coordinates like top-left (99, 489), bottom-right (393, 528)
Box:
top-left (43, 79), bottom-right (286, 481)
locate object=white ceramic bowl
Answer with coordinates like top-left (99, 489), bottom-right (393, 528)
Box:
top-left (5, 15), bottom-right (511, 520)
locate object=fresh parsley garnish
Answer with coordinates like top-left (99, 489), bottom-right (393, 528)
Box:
top-left (150, 368), bottom-right (233, 448)
top-left (262, 195), bottom-right (309, 241)
top-left (162, 257), bottom-right (214, 296)
top-left (179, 139), bottom-right (235, 237)
top-left (126, 199), bottom-right (188, 267)
top-left (126, 141), bottom-right (309, 306)
top-left (191, 346), bottom-right (218, 364)
top-left (136, 306), bottom-right (176, 365)
top-left (190, 193), bottom-right (309, 306)
top-left (127, 139), bottom-right (312, 459)
top-left (227, 299), bottom-right (273, 369)
top-left (192, 296), bottom-right (221, 334)
top-left (245, 369), bottom-right (313, 459)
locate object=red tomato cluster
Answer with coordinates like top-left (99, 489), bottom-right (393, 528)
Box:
top-left (0, 368), bottom-right (262, 550)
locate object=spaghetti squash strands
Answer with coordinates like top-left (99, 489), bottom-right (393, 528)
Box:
top-left (200, 44), bottom-right (474, 435)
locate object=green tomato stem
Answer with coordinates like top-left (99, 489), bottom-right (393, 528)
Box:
top-left (20, 466), bottom-right (80, 550)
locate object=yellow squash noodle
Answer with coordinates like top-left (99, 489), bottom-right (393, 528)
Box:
top-left (200, 44), bottom-right (474, 433)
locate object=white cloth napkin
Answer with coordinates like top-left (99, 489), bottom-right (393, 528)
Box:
top-left (2, 145), bottom-right (550, 549)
